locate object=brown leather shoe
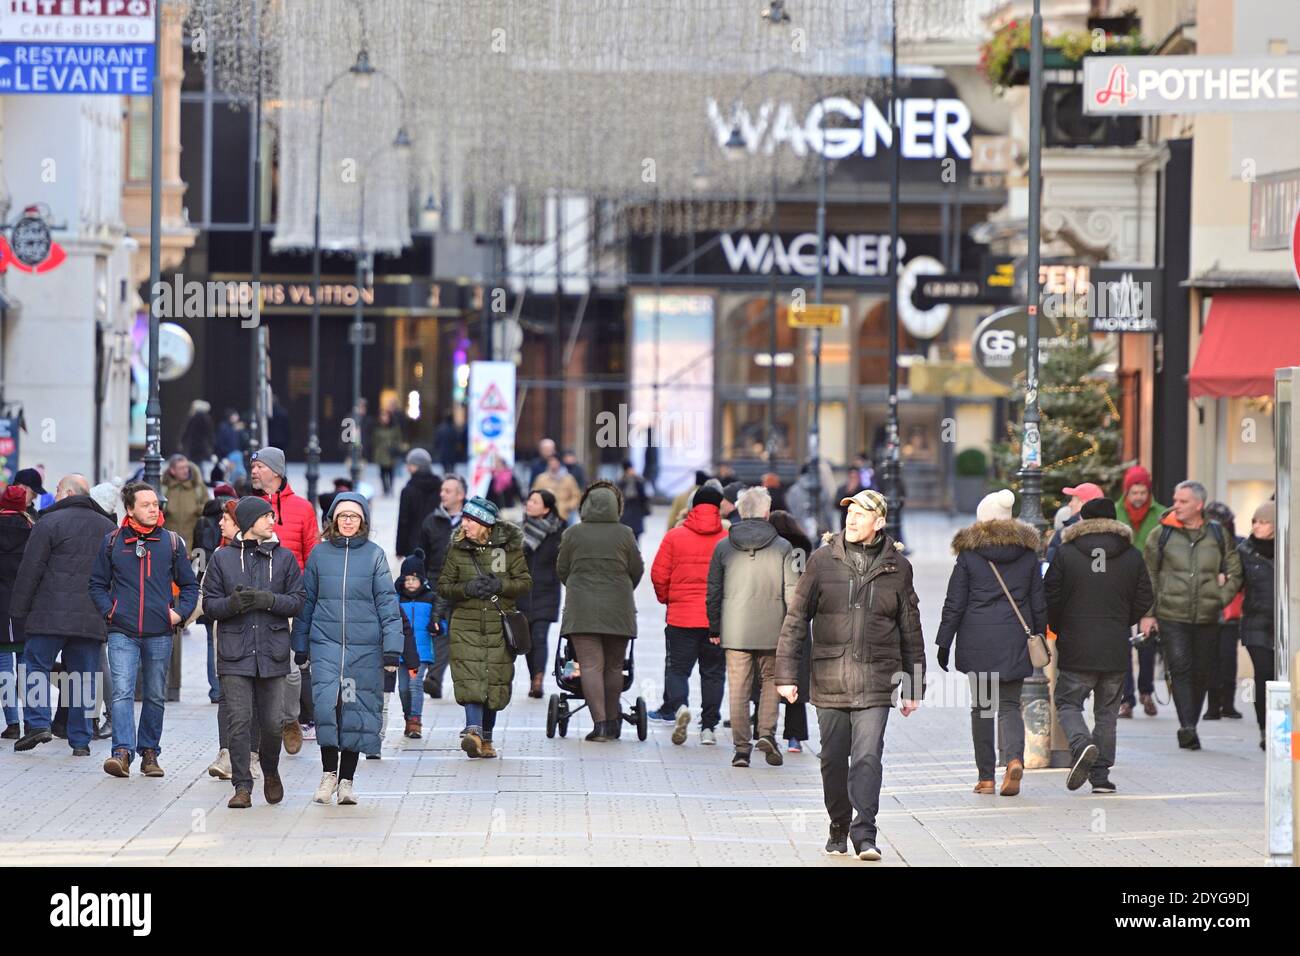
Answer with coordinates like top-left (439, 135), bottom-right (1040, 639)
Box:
top-left (1140, 693), bottom-right (1157, 716)
top-left (227, 788), bottom-right (252, 809)
top-left (1001, 759), bottom-right (1023, 796)
top-left (479, 740), bottom-right (498, 759)
top-left (263, 772), bottom-right (284, 805)
top-left (102, 750), bottom-right (130, 778)
top-left (1118, 702), bottom-right (1133, 719)
top-left (973, 780), bottom-right (995, 794)
top-left (528, 673), bottom-right (544, 699)
top-left (140, 749), bottom-right (164, 777)
top-left (282, 721), bottom-right (304, 755)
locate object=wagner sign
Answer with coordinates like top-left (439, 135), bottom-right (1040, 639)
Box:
top-left (1084, 55), bottom-right (1300, 115)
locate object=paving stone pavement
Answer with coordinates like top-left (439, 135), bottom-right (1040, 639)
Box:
top-left (0, 466), bottom-right (1267, 866)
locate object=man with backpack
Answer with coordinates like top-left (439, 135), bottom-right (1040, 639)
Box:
top-left (1139, 480), bottom-right (1242, 751)
top-left (89, 482), bottom-right (200, 778)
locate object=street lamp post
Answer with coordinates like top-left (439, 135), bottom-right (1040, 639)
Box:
top-left (881, 0), bottom-right (905, 544)
top-left (247, 1), bottom-right (265, 456)
top-left (143, 0), bottom-right (164, 493)
top-left (308, 46), bottom-right (378, 508)
top-left (349, 123), bottom-right (412, 488)
top-left (1018, 0), bottom-right (1048, 533)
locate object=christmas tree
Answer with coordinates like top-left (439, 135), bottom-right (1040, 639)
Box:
top-left (992, 320), bottom-right (1125, 517)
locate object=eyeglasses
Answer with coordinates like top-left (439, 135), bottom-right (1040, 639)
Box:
top-left (336, 513), bottom-right (363, 522)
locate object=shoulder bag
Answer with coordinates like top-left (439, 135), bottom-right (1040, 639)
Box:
top-left (986, 560), bottom-right (1052, 669)
top-left (469, 550), bottom-right (531, 657)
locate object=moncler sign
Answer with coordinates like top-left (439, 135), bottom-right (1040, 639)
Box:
top-left (1084, 55), bottom-right (1300, 115)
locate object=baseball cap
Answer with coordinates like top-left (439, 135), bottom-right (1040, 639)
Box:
top-left (840, 488), bottom-right (888, 519)
top-left (1062, 482), bottom-right (1105, 502)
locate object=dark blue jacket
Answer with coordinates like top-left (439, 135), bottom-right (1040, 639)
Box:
top-left (88, 521), bottom-right (200, 638)
top-left (397, 580), bottom-right (438, 664)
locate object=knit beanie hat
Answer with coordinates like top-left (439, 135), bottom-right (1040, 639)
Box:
top-left (976, 489), bottom-right (1016, 523)
top-left (463, 496), bottom-right (499, 527)
top-left (1122, 465), bottom-right (1152, 493)
top-left (692, 485), bottom-right (724, 509)
top-left (406, 448), bottom-right (433, 469)
top-left (1080, 498), bottom-right (1117, 521)
top-left (400, 548), bottom-right (427, 579)
top-left (1253, 501), bottom-right (1276, 524)
top-left (235, 496), bottom-right (274, 533)
top-left (250, 447), bottom-right (287, 478)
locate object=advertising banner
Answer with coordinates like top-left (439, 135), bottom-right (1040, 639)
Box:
top-left (467, 361), bottom-right (515, 499)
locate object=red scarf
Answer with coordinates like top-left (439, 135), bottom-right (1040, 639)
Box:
top-left (1124, 498), bottom-right (1151, 531)
top-left (126, 517), bottom-right (158, 537)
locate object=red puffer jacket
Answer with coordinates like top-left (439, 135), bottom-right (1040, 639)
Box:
top-left (651, 504), bottom-right (726, 628)
top-left (260, 482), bottom-right (319, 570)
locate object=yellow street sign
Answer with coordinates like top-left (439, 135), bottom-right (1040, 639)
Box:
top-left (784, 303), bottom-right (846, 328)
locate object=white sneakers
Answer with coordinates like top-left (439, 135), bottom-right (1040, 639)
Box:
top-left (700, 728), bottom-right (717, 746)
top-left (313, 771), bottom-right (338, 804)
top-left (207, 749), bottom-right (232, 780)
top-left (671, 706), bottom-right (691, 746)
top-left (337, 779), bottom-right (357, 805)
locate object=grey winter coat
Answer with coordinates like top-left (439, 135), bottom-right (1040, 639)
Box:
top-left (202, 534), bottom-right (306, 678)
top-left (706, 518), bottom-right (799, 651)
top-left (292, 524), bottom-right (405, 754)
top-left (557, 487), bottom-right (643, 638)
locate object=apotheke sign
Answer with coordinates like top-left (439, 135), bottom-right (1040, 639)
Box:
top-left (1084, 55), bottom-right (1300, 115)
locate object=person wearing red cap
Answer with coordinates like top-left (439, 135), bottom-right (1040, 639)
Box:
top-left (1043, 482), bottom-right (1106, 567)
top-left (1113, 466), bottom-right (1166, 717)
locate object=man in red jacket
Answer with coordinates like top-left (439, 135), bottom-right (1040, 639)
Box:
top-left (249, 446), bottom-right (319, 756)
top-left (649, 484), bottom-right (728, 746)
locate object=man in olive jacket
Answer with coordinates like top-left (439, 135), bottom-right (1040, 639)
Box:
top-left (776, 489), bottom-right (924, 862)
top-left (1139, 480), bottom-right (1243, 750)
top-left (706, 486), bottom-right (798, 767)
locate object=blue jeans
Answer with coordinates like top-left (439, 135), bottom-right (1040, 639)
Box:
top-left (464, 702), bottom-right (497, 740)
top-left (107, 632), bottom-right (173, 759)
top-left (204, 621), bottom-right (221, 701)
top-left (399, 663), bottom-right (429, 719)
top-left (1, 650), bottom-right (18, 726)
top-left (21, 634), bottom-right (100, 749)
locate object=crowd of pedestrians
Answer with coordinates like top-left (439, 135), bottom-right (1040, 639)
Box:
top-left (0, 439), bottom-right (1278, 863)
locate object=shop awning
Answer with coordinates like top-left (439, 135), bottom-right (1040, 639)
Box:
top-left (1188, 292), bottom-right (1300, 398)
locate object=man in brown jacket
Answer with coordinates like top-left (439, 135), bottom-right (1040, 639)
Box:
top-left (776, 489), bottom-right (924, 862)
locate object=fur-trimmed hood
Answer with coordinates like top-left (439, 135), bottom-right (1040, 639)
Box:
top-left (951, 519), bottom-right (1040, 560)
top-left (1060, 516), bottom-right (1133, 559)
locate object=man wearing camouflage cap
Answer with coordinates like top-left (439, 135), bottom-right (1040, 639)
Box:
top-left (775, 488), bottom-right (925, 862)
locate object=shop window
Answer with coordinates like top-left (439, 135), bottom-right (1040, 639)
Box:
top-left (717, 296), bottom-right (799, 386)
top-left (857, 300), bottom-right (917, 387)
top-left (719, 401), bottom-right (799, 461)
top-left (514, 192), bottom-right (547, 245)
top-left (126, 97), bottom-right (151, 184)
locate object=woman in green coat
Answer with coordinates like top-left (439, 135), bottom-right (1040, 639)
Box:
top-left (436, 497), bottom-right (531, 759)
top-left (556, 481), bottom-right (644, 741)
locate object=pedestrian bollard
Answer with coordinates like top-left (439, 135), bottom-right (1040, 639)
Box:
top-left (1022, 675), bottom-right (1052, 769)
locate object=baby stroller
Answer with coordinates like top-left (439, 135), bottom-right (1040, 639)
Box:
top-left (545, 637), bottom-right (648, 741)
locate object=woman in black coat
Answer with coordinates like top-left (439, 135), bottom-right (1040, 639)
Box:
top-left (935, 490), bottom-right (1045, 796)
top-left (617, 461), bottom-right (650, 541)
top-left (0, 486), bottom-right (32, 737)
top-left (1239, 502), bottom-right (1275, 749)
top-left (768, 509), bottom-right (812, 751)
top-left (519, 489), bottom-right (563, 698)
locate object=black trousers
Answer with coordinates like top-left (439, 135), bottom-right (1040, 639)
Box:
top-left (1158, 620), bottom-right (1220, 730)
top-left (1246, 645), bottom-right (1275, 732)
top-left (525, 619), bottom-right (551, 680)
top-left (1206, 620), bottom-right (1240, 713)
top-left (222, 674), bottom-right (283, 791)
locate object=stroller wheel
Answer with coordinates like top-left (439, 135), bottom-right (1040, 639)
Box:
top-left (546, 694), bottom-right (559, 739)
top-left (635, 697), bottom-right (648, 742)
top-left (558, 699), bottom-right (570, 738)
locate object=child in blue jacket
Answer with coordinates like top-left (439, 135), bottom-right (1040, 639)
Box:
top-left (395, 549), bottom-right (440, 739)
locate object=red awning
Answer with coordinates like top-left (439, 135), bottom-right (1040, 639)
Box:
top-left (1188, 292), bottom-right (1300, 398)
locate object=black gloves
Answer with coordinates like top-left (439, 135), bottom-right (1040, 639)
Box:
top-left (383, 652), bottom-right (400, 668)
top-left (294, 650), bottom-right (309, 666)
top-left (937, 646), bottom-right (950, 672)
top-left (249, 590), bottom-right (276, 611)
top-left (231, 588), bottom-right (257, 614)
top-left (464, 576), bottom-right (500, 599)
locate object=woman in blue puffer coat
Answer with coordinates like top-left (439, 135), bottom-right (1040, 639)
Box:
top-left (292, 492), bottom-right (404, 806)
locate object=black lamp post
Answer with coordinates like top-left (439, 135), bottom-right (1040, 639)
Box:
top-left (142, 0), bottom-right (164, 493)
top-left (881, 0), bottom-right (905, 545)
